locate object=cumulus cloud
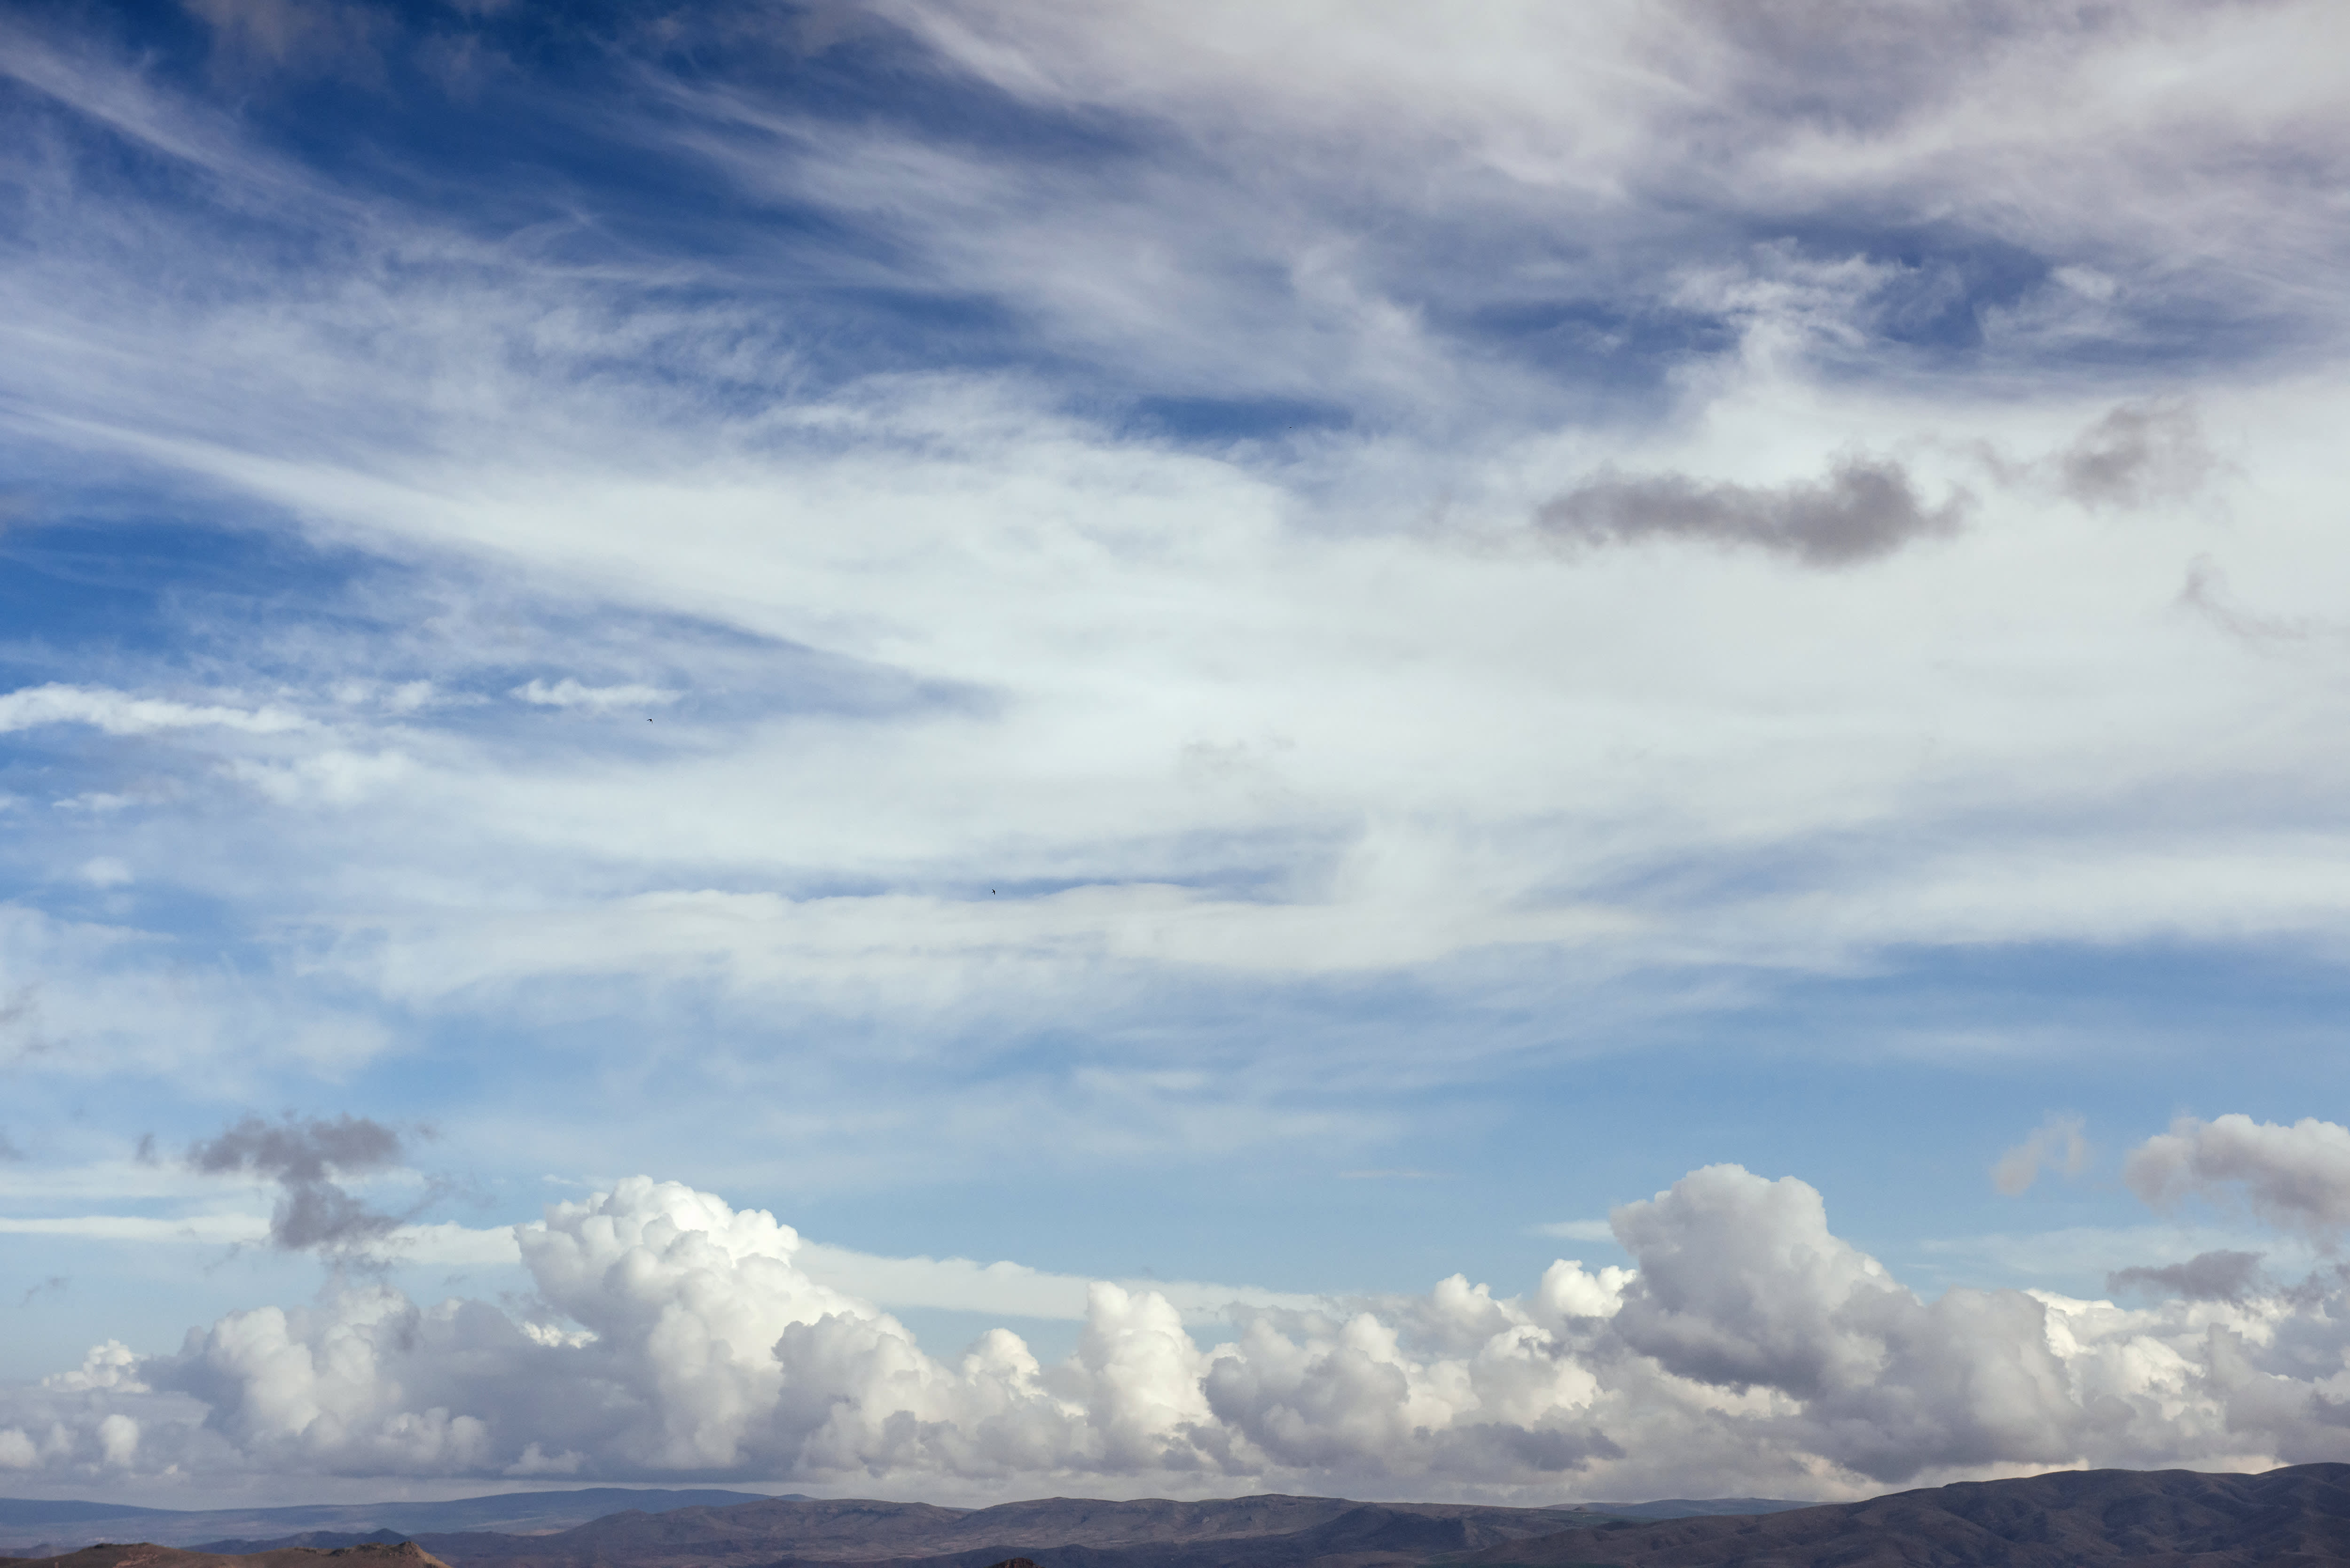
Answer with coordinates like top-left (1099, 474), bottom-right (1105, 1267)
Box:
top-left (186, 1114), bottom-right (410, 1256)
top-left (10, 1165), bottom-right (2350, 1498)
top-left (1535, 457), bottom-right (1967, 567)
top-left (2125, 1115), bottom-right (2350, 1245)
top-left (1992, 1114), bottom-right (2089, 1196)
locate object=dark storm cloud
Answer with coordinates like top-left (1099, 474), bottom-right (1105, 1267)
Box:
top-left (188, 1112), bottom-right (407, 1254)
top-left (2108, 1249), bottom-right (2265, 1303)
top-left (1536, 457), bottom-right (1968, 568)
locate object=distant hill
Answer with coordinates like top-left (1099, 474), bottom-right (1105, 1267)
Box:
top-left (1455, 1463), bottom-right (2350, 1566)
top-left (22, 1466), bottom-right (2350, 1568)
top-left (1, 1490), bottom-right (1811, 1566)
top-left (1566, 1498), bottom-right (1813, 1523)
top-left (8, 1541), bottom-right (454, 1568)
top-left (0, 1492), bottom-right (790, 1557)
top-left (241, 1495), bottom-right (1608, 1568)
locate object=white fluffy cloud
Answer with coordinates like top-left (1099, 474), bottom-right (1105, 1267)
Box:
top-left (8, 1162), bottom-right (2350, 1501)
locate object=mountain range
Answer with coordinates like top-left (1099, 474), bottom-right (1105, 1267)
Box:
top-left (0, 1494), bottom-right (788, 1557)
top-left (0, 1491), bottom-right (1797, 1565)
top-left (14, 1465), bottom-right (2350, 1567)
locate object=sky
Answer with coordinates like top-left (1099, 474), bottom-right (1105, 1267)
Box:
top-left (5, 0), bottom-right (2350, 1512)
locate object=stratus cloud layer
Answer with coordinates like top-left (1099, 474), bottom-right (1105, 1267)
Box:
top-left (9, 1139), bottom-right (2350, 1502)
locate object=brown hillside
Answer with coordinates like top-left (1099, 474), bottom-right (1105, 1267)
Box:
top-left (10, 1541), bottom-right (454, 1568)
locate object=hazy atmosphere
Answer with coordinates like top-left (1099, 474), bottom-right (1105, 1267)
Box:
top-left (7, 0), bottom-right (2350, 1512)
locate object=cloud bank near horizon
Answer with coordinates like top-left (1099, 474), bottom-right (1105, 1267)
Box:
top-left (9, 1115), bottom-right (2350, 1504)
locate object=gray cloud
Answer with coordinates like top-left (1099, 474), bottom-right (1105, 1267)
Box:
top-left (2125, 1114), bottom-right (2350, 1246)
top-left (2058, 400), bottom-right (2215, 509)
top-left (2107, 1249), bottom-right (2264, 1304)
top-left (0, 985), bottom-right (51, 1060)
top-left (1535, 457), bottom-right (1967, 567)
top-left (187, 1113), bottom-right (408, 1255)
top-left (2178, 555), bottom-right (2313, 645)
top-left (18, 1275), bottom-right (68, 1308)
top-left (1991, 1114), bottom-right (2088, 1196)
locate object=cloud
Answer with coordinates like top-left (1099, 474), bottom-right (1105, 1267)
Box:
top-left (41, 1340), bottom-right (145, 1394)
top-left (11, 1163), bottom-right (2350, 1498)
top-left (0, 1213), bottom-right (270, 1246)
top-left (1530, 1220), bottom-right (1615, 1242)
top-left (180, 0), bottom-right (392, 87)
top-left (511, 679), bottom-right (681, 711)
top-left (0, 0), bottom-right (2345, 1123)
top-left (2125, 1115), bottom-right (2350, 1245)
top-left (1992, 1114), bottom-right (2089, 1196)
top-left (0, 906), bottom-right (394, 1086)
top-left (77, 857), bottom-right (133, 889)
top-left (2178, 555), bottom-right (2314, 645)
top-left (0, 684), bottom-right (306, 737)
top-left (6, 3), bottom-right (2350, 1476)
top-left (1535, 457), bottom-right (1968, 567)
top-left (186, 1114), bottom-right (411, 1256)
top-left (2057, 400), bottom-right (2216, 509)
top-left (877, 0), bottom-right (2350, 386)
top-left (2107, 1249), bottom-right (2264, 1304)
